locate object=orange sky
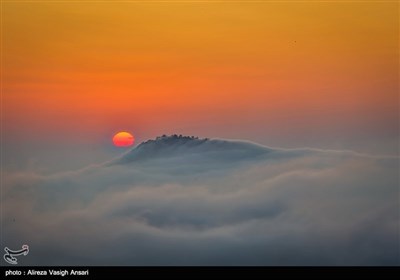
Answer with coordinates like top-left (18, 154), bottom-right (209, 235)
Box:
top-left (2, 1), bottom-right (399, 153)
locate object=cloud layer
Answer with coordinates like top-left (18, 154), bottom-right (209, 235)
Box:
top-left (2, 137), bottom-right (398, 265)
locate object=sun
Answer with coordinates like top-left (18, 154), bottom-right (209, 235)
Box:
top-left (113, 132), bottom-right (135, 147)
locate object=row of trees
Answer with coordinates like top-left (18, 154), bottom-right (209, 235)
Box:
top-left (156, 134), bottom-right (200, 140)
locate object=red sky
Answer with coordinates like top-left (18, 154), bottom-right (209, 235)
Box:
top-left (2, 1), bottom-right (398, 169)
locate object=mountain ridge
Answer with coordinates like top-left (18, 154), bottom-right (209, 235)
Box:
top-left (111, 134), bottom-right (273, 165)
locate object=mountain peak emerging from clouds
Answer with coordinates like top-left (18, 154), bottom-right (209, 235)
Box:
top-left (113, 134), bottom-right (272, 165)
top-left (144, 134), bottom-right (208, 145)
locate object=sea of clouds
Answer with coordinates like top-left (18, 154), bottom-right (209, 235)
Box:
top-left (1, 138), bottom-right (398, 265)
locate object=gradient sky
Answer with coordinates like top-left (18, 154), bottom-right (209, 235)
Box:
top-left (1, 1), bottom-right (399, 171)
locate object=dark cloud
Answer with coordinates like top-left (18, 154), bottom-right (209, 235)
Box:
top-left (1, 137), bottom-right (399, 265)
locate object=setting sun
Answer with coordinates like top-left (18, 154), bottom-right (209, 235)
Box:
top-left (113, 132), bottom-right (135, 147)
